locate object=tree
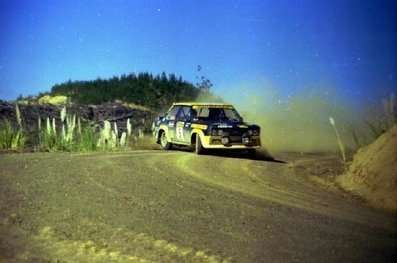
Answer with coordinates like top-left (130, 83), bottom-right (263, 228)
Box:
top-left (196, 65), bottom-right (213, 93)
top-left (48, 71), bottom-right (202, 109)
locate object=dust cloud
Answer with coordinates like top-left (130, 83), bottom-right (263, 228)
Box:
top-left (223, 80), bottom-right (362, 154)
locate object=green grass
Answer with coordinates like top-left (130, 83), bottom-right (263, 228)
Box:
top-left (0, 120), bottom-right (26, 149)
top-left (75, 127), bottom-right (98, 152)
top-left (0, 104), bottom-right (26, 150)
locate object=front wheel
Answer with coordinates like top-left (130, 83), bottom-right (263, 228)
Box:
top-left (160, 131), bottom-right (172, 150)
top-left (195, 133), bottom-right (205, 154)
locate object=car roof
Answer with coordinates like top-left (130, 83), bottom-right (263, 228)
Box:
top-left (172, 102), bottom-right (234, 107)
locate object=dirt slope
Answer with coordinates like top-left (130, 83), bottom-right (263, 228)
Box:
top-left (338, 124), bottom-right (397, 213)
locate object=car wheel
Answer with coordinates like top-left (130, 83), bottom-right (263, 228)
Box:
top-left (195, 133), bottom-right (205, 154)
top-left (160, 131), bottom-right (172, 150)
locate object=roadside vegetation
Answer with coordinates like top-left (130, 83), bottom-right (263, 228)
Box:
top-left (362, 93), bottom-right (396, 144)
top-left (346, 93), bottom-right (396, 149)
top-left (328, 93), bottom-right (396, 164)
top-left (1, 68), bottom-right (219, 152)
top-left (0, 104), bottom-right (26, 149)
top-left (0, 103), bottom-right (147, 152)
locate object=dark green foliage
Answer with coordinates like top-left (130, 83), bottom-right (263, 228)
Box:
top-left (51, 72), bottom-right (202, 109)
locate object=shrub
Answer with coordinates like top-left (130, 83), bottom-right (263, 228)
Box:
top-left (42, 117), bottom-right (58, 151)
top-left (75, 126), bottom-right (98, 152)
top-left (0, 103), bottom-right (26, 150)
top-left (0, 120), bottom-right (26, 149)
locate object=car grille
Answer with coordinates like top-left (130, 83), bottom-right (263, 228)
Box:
top-left (224, 128), bottom-right (246, 137)
top-left (209, 128), bottom-right (247, 144)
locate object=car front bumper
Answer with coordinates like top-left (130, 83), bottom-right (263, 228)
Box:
top-left (200, 135), bottom-right (261, 149)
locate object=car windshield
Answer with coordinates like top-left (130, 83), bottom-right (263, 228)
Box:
top-left (195, 107), bottom-right (242, 121)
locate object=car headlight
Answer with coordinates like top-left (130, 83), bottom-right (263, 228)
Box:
top-left (221, 136), bottom-right (230, 145)
top-left (242, 137), bottom-right (250, 145)
top-left (247, 129), bottom-right (259, 136)
top-left (211, 129), bottom-right (223, 136)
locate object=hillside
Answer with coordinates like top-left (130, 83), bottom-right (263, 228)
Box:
top-left (48, 72), bottom-right (207, 109)
top-left (338, 124), bottom-right (397, 214)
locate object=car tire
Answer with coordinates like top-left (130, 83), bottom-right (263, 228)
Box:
top-left (160, 131), bottom-right (172, 150)
top-left (195, 133), bottom-right (205, 154)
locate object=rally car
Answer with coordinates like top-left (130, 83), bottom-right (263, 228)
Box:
top-left (152, 102), bottom-right (261, 154)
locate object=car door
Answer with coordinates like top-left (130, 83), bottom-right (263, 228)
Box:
top-left (174, 106), bottom-right (192, 143)
top-left (165, 105), bottom-right (180, 142)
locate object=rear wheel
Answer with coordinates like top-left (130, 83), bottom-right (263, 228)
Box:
top-left (195, 133), bottom-right (205, 154)
top-left (160, 131), bottom-right (172, 150)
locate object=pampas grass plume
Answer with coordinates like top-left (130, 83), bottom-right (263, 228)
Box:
top-left (120, 131), bottom-right (127, 147)
top-left (15, 103), bottom-right (22, 128)
top-left (52, 118), bottom-right (56, 135)
top-left (127, 118), bottom-right (132, 136)
top-left (60, 107), bottom-right (66, 123)
top-left (329, 116), bottom-right (346, 164)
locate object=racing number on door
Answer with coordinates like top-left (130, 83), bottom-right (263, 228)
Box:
top-left (176, 122), bottom-right (184, 140)
top-left (176, 127), bottom-right (183, 140)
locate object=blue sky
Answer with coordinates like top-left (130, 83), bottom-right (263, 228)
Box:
top-left (0, 0), bottom-right (396, 109)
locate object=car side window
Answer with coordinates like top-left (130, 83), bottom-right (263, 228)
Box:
top-left (197, 107), bottom-right (209, 118)
top-left (190, 108), bottom-right (197, 119)
top-left (208, 108), bottom-right (223, 119)
top-left (176, 106), bottom-right (191, 121)
top-left (224, 108), bottom-right (241, 121)
top-left (166, 106), bottom-right (180, 120)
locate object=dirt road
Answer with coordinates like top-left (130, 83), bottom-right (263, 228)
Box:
top-left (1, 150), bottom-right (396, 262)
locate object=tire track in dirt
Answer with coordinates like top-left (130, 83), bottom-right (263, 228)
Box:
top-left (66, 151), bottom-right (231, 262)
top-left (174, 153), bottom-right (396, 231)
top-left (1, 151), bottom-right (231, 263)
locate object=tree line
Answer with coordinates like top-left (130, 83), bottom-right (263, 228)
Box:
top-left (51, 72), bottom-right (210, 109)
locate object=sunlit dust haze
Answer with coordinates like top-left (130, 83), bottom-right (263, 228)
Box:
top-left (223, 80), bottom-right (371, 154)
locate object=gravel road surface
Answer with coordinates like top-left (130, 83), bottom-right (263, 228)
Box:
top-left (1, 150), bottom-right (396, 262)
